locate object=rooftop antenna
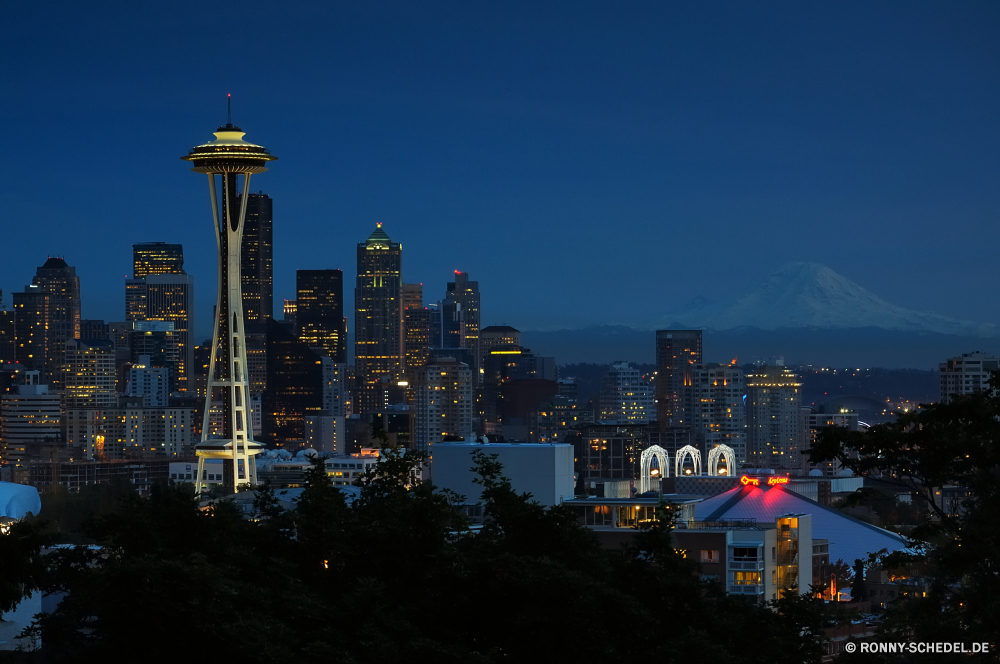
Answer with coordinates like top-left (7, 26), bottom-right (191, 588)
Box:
top-left (227, 93), bottom-right (232, 126)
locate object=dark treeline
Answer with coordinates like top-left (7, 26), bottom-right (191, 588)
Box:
top-left (1, 447), bottom-right (828, 664)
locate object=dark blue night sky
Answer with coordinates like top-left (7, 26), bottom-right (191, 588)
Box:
top-left (3, 1), bottom-right (999, 339)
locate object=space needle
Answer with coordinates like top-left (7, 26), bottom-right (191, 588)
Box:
top-left (182, 98), bottom-right (277, 492)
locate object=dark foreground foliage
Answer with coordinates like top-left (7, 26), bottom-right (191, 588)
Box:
top-left (2, 446), bottom-right (827, 664)
top-left (810, 374), bottom-right (1000, 662)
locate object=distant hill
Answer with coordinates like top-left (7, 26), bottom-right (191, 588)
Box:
top-left (523, 325), bottom-right (997, 369)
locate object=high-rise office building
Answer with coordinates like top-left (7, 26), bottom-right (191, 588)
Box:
top-left (297, 269), bottom-right (346, 363)
top-left (79, 319), bottom-right (110, 341)
top-left (63, 339), bottom-right (117, 409)
top-left (132, 242), bottom-right (184, 278)
top-left (746, 366), bottom-right (803, 469)
top-left (939, 351), bottom-right (999, 404)
top-left (689, 363), bottom-right (747, 466)
top-left (402, 283), bottom-right (423, 310)
top-left (446, 271), bottom-right (481, 379)
top-left (129, 355), bottom-right (170, 407)
top-left (0, 292), bottom-right (15, 364)
top-left (413, 357), bottom-right (473, 450)
top-left (355, 223), bottom-right (403, 414)
top-left (30, 257), bottom-right (82, 387)
top-left (13, 286), bottom-right (51, 380)
top-left (239, 192), bottom-right (273, 323)
top-left (597, 361), bottom-right (654, 424)
top-left (0, 372), bottom-right (62, 466)
top-left (262, 318), bottom-right (323, 445)
top-left (126, 274), bottom-right (195, 392)
top-left (655, 330), bottom-right (703, 429)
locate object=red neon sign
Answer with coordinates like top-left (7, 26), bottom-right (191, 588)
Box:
top-left (740, 475), bottom-right (789, 487)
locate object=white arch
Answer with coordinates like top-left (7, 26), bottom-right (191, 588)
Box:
top-left (674, 445), bottom-right (702, 477)
top-left (707, 444), bottom-right (735, 476)
top-left (639, 445), bottom-right (670, 493)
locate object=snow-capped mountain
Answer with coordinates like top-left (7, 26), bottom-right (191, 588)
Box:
top-left (660, 262), bottom-right (998, 336)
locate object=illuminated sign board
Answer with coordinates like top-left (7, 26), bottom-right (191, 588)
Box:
top-left (740, 475), bottom-right (789, 487)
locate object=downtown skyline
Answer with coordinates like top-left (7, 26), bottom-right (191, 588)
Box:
top-left (3, 2), bottom-right (1000, 337)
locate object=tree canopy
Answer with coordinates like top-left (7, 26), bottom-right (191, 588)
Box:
top-left (2, 447), bottom-right (828, 663)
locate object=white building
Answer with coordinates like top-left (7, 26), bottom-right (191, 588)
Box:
top-left (306, 414), bottom-right (344, 454)
top-left (321, 357), bottom-right (348, 417)
top-left (429, 442), bottom-right (575, 507)
top-left (325, 452), bottom-right (380, 487)
top-left (171, 459), bottom-right (225, 487)
top-left (414, 357), bottom-right (473, 450)
top-left (0, 372), bottom-right (62, 466)
top-left (597, 361), bottom-right (653, 424)
top-left (128, 355), bottom-right (169, 407)
top-left (939, 351), bottom-right (999, 404)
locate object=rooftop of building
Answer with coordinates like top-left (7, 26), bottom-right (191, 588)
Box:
top-left (481, 325), bottom-right (520, 333)
top-left (39, 257), bottom-right (70, 270)
top-left (364, 222), bottom-right (393, 248)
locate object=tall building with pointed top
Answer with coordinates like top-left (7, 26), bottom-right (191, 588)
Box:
top-left (239, 191), bottom-right (273, 323)
top-left (17, 257), bottom-right (82, 386)
top-left (355, 223), bottom-right (403, 414)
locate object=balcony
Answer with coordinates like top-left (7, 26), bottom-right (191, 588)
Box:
top-left (729, 584), bottom-right (764, 595)
top-left (728, 560), bottom-right (764, 571)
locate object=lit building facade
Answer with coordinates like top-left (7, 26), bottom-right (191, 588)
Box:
top-left (132, 242), bottom-right (184, 278)
top-left (597, 361), bottom-right (654, 424)
top-left (446, 271), bottom-right (481, 381)
top-left (655, 329), bottom-right (702, 430)
top-left (939, 351), bottom-right (999, 404)
top-left (262, 318), bottom-right (323, 446)
top-left (354, 224), bottom-right (403, 414)
top-left (31, 257), bottom-right (81, 388)
top-left (746, 366), bottom-right (803, 469)
top-left (689, 363), bottom-right (746, 465)
top-left (239, 192), bottom-right (274, 324)
top-left (12, 286), bottom-right (51, 380)
top-left (63, 339), bottom-right (117, 409)
top-left (126, 273), bottom-right (195, 392)
top-left (129, 356), bottom-right (170, 407)
top-left (414, 357), bottom-right (473, 450)
top-left (0, 373), bottom-right (62, 466)
top-left (297, 269), bottom-right (346, 363)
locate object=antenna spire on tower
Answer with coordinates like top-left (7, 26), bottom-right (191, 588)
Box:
top-left (227, 93), bottom-right (232, 125)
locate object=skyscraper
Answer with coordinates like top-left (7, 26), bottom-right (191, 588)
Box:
top-left (63, 339), bottom-right (117, 409)
top-left (297, 269), bottom-right (345, 363)
top-left (127, 274), bottom-right (195, 392)
top-left (689, 363), bottom-right (747, 465)
top-left (403, 284), bottom-right (432, 383)
top-left (939, 351), bottom-right (999, 403)
top-left (597, 361), bottom-right (654, 424)
top-left (355, 223), bottom-right (403, 415)
top-left (446, 271), bottom-right (481, 379)
top-left (13, 286), bottom-right (51, 380)
top-left (262, 318), bottom-right (323, 445)
top-left (413, 356), bottom-right (473, 450)
top-left (239, 192), bottom-right (273, 323)
top-left (132, 242), bottom-right (184, 277)
top-left (29, 257), bottom-right (81, 387)
top-left (655, 330), bottom-right (703, 429)
top-left (746, 365), bottom-right (803, 469)
top-left (181, 112), bottom-right (277, 490)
